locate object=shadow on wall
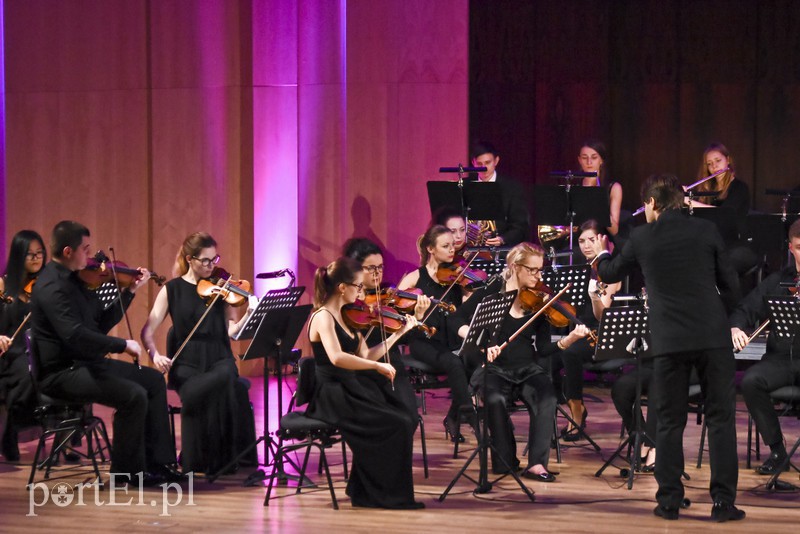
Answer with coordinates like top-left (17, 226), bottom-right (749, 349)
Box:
top-left (349, 195), bottom-right (417, 287)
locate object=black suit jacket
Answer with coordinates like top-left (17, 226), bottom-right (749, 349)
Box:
top-left (596, 209), bottom-right (740, 356)
top-left (31, 261), bottom-right (134, 378)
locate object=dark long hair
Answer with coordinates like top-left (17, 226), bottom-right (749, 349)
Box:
top-left (4, 230), bottom-right (47, 299)
top-left (313, 257), bottom-right (361, 309)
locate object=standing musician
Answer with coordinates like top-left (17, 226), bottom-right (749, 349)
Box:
top-left (687, 142), bottom-right (758, 276)
top-left (398, 225), bottom-right (472, 442)
top-left (141, 232), bottom-right (257, 474)
top-left (552, 220), bottom-right (621, 441)
top-left (469, 141), bottom-right (531, 247)
top-left (307, 257), bottom-right (423, 509)
top-left (31, 221), bottom-right (181, 485)
top-left (732, 218), bottom-right (800, 475)
top-left (577, 140), bottom-right (624, 237)
top-left (342, 237), bottom-right (429, 423)
top-left (591, 175), bottom-right (744, 522)
top-left (0, 230), bottom-right (45, 461)
top-left (451, 242), bottom-right (589, 481)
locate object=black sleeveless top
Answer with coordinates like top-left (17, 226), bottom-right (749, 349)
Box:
top-left (165, 277), bottom-right (234, 361)
top-left (309, 309), bottom-right (360, 369)
top-left (413, 266), bottom-right (462, 349)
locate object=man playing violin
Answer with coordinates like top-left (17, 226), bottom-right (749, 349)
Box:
top-left (731, 218), bottom-right (800, 476)
top-left (31, 220), bottom-right (182, 486)
top-left (450, 242), bottom-right (589, 481)
top-left (591, 175), bottom-right (743, 522)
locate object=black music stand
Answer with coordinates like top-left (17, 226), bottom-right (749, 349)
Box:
top-left (746, 214), bottom-right (800, 271)
top-left (428, 181), bottom-right (506, 241)
top-left (533, 185), bottom-right (610, 263)
top-left (207, 287), bottom-right (308, 484)
top-left (542, 264), bottom-right (592, 310)
top-left (439, 290), bottom-right (536, 503)
top-left (593, 306), bottom-right (658, 489)
top-left (765, 297), bottom-right (800, 491)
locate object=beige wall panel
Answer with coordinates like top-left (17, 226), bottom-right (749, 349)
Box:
top-left (4, 0), bottom-right (146, 92)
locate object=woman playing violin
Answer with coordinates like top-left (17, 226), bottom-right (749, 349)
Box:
top-left (0, 230), bottom-right (45, 461)
top-left (453, 242), bottom-right (589, 480)
top-left (342, 237), bottom-right (429, 423)
top-left (398, 225), bottom-right (473, 442)
top-left (307, 257), bottom-right (423, 509)
top-left (141, 232), bottom-right (257, 474)
top-left (553, 220), bottom-right (620, 441)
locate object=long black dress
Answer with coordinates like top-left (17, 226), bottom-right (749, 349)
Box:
top-left (0, 295), bottom-right (36, 460)
top-left (306, 309), bottom-right (419, 509)
top-left (166, 277), bottom-right (256, 473)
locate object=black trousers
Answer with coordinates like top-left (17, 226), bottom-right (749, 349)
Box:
top-left (408, 338), bottom-right (470, 417)
top-left (741, 355), bottom-right (800, 447)
top-left (555, 338), bottom-right (594, 401)
top-left (0, 351), bottom-right (36, 457)
top-left (611, 366), bottom-right (658, 448)
top-left (40, 359), bottom-right (175, 475)
top-left (653, 348), bottom-right (738, 508)
top-left (481, 371), bottom-right (556, 473)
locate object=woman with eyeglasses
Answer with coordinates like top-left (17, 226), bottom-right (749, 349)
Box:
top-left (141, 232), bottom-right (257, 474)
top-left (307, 257), bottom-right (423, 509)
top-left (398, 225), bottom-right (472, 442)
top-left (450, 242), bottom-right (589, 480)
top-left (342, 237), bottom-right (428, 423)
top-left (0, 230), bottom-right (46, 461)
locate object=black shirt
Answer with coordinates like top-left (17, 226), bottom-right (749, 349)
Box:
top-left (31, 261), bottom-right (133, 377)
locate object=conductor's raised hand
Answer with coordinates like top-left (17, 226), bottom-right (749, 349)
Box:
top-left (591, 234), bottom-right (609, 258)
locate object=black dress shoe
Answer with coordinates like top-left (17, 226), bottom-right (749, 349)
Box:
top-left (710, 501), bottom-right (745, 522)
top-left (755, 450), bottom-right (789, 475)
top-left (152, 463), bottom-right (189, 483)
top-left (521, 469), bottom-right (556, 483)
top-left (653, 504), bottom-right (679, 520)
top-left (443, 416), bottom-right (465, 443)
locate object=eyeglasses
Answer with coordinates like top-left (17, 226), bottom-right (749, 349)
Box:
top-left (516, 264), bottom-right (542, 276)
top-left (192, 255), bottom-right (221, 267)
top-left (362, 264), bottom-right (384, 274)
top-left (346, 282), bottom-right (364, 292)
top-left (26, 251), bottom-right (45, 260)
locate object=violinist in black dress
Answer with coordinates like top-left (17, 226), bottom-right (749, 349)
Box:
top-left (31, 221), bottom-right (179, 484)
top-left (141, 232), bottom-right (257, 474)
top-left (307, 257), bottom-right (423, 509)
top-left (0, 230), bottom-right (45, 461)
top-left (398, 225), bottom-right (471, 441)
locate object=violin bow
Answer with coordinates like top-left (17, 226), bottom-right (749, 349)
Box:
top-left (498, 283), bottom-right (571, 352)
top-left (421, 249), bottom-right (481, 326)
top-left (0, 312), bottom-right (32, 357)
top-left (369, 272), bottom-right (394, 389)
top-left (108, 247), bottom-right (140, 369)
top-left (169, 276), bottom-right (232, 365)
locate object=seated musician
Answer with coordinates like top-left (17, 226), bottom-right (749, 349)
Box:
top-left (553, 220), bottom-right (620, 441)
top-left (307, 257), bottom-right (423, 509)
top-left (732, 218), bottom-right (800, 474)
top-left (31, 221), bottom-right (182, 485)
top-left (398, 225), bottom-right (473, 442)
top-left (0, 230), bottom-right (46, 461)
top-left (141, 232), bottom-right (258, 474)
top-left (470, 141), bottom-right (531, 247)
top-left (342, 237), bottom-right (429, 423)
top-left (577, 140), bottom-right (624, 237)
top-left (451, 242), bottom-right (589, 480)
top-left (431, 208), bottom-right (468, 258)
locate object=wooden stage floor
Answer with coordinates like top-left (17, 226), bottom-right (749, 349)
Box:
top-left (1, 374), bottom-right (798, 533)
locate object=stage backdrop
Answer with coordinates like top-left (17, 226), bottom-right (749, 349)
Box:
top-left (2, 0), bottom-right (469, 373)
top-left (469, 0), bottom-right (800, 223)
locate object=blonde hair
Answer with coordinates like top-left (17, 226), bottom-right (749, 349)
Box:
top-left (695, 142), bottom-right (735, 201)
top-left (503, 242), bottom-right (545, 282)
top-left (417, 224), bottom-right (452, 266)
top-left (313, 257), bottom-right (360, 309)
top-left (174, 232), bottom-right (217, 277)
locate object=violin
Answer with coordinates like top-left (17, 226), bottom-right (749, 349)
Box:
top-left (519, 282), bottom-right (598, 347)
top-left (196, 266), bottom-right (255, 307)
top-left (342, 299), bottom-right (436, 338)
top-left (436, 261), bottom-right (489, 290)
top-left (364, 287), bottom-right (456, 314)
top-left (79, 251), bottom-right (166, 290)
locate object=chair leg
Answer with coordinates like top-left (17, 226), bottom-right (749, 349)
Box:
top-left (263, 448), bottom-right (283, 506)
top-left (341, 441), bottom-right (349, 481)
top-left (552, 412), bottom-right (562, 464)
top-left (747, 414), bottom-right (753, 469)
top-left (696, 419), bottom-right (707, 468)
top-left (318, 447), bottom-right (338, 510)
top-left (418, 415), bottom-right (429, 479)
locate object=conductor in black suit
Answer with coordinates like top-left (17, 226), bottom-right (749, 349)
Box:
top-left (591, 174), bottom-right (744, 522)
top-left (470, 141), bottom-right (530, 247)
top-left (31, 220), bottom-right (182, 485)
